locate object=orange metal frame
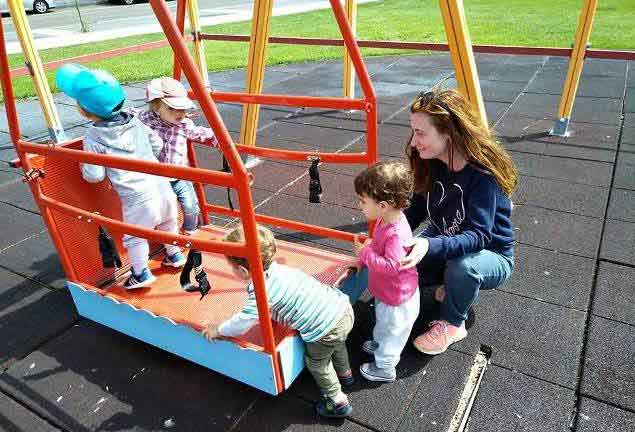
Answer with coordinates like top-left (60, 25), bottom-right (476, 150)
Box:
top-left (0, 0), bottom-right (377, 394)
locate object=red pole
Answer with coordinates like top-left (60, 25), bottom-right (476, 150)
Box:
top-left (148, 0), bottom-right (283, 392)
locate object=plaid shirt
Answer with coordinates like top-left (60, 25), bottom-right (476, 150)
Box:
top-left (137, 110), bottom-right (218, 166)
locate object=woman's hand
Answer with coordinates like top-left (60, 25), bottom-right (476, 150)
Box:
top-left (399, 237), bottom-right (429, 269)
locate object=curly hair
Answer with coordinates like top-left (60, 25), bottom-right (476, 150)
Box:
top-left (354, 161), bottom-right (414, 209)
top-left (408, 89), bottom-right (518, 196)
top-left (224, 225), bottom-right (277, 271)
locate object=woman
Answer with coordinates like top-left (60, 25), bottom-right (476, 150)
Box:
top-left (400, 89), bottom-right (517, 355)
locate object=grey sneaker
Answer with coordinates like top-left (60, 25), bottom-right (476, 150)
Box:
top-left (362, 340), bottom-right (379, 354)
top-left (359, 362), bottom-right (396, 383)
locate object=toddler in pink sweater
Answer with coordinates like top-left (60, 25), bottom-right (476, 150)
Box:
top-left (353, 161), bottom-right (419, 383)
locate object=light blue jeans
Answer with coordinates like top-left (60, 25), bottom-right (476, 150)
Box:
top-left (418, 250), bottom-right (514, 326)
top-left (170, 179), bottom-right (200, 232)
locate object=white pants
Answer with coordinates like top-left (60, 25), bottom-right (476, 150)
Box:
top-left (373, 288), bottom-right (420, 370)
top-left (122, 190), bottom-right (180, 274)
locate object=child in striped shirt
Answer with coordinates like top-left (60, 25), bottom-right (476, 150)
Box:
top-left (139, 77), bottom-right (219, 234)
top-left (202, 225), bottom-right (355, 418)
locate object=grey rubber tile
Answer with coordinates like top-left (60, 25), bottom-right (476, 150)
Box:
top-left (0, 166), bottom-right (22, 186)
top-left (581, 59), bottom-right (628, 77)
top-left (513, 152), bottom-right (613, 187)
top-left (0, 99), bottom-right (85, 138)
top-left (485, 101), bottom-right (510, 123)
top-left (0, 268), bottom-right (77, 368)
top-left (232, 394), bottom-right (369, 431)
top-left (257, 121), bottom-right (363, 150)
top-left (0, 391), bottom-right (62, 432)
top-left (581, 316), bottom-right (635, 411)
top-left (593, 262), bottom-right (635, 325)
top-left (625, 87), bottom-right (635, 113)
top-left (0, 180), bottom-right (39, 214)
top-left (512, 205), bottom-right (603, 258)
top-left (465, 365), bottom-right (575, 432)
top-left (453, 290), bottom-right (586, 388)
top-left (614, 152), bottom-right (635, 190)
top-left (478, 79), bottom-right (525, 103)
top-left (504, 139), bottom-right (616, 163)
top-left (0, 320), bottom-right (260, 432)
top-left (396, 350), bottom-right (476, 432)
top-left (600, 219), bottom-right (635, 265)
top-left (0, 202), bottom-right (44, 250)
top-left (607, 189), bottom-right (635, 222)
top-left (0, 230), bottom-right (66, 290)
top-left (628, 61), bottom-right (635, 88)
top-left (502, 244), bottom-right (594, 310)
top-left (495, 114), bottom-right (620, 150)
top-left (514, 176), bottom-right (609, 218)
top-left (576, 398), bottom-right (635, 432)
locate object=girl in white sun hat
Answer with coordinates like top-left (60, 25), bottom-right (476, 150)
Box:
top-left (138, 77), bottom-right (219, 235)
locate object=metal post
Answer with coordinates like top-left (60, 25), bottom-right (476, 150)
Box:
top-left (550, 0), bottom-right (597, 137)
top-left (7, 0), bottom-right (66, 142)
top-left (342, 0), bottom-right (357, 98)
top-left (438, 0), bottom-right (487, 126)
top-left (240, 0), bottom-right (274, 147)
top-left (186, 0), bottom-right (209, 87)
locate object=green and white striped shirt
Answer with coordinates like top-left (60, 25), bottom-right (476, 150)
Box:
top-left (218, 262), bottom-right (351, 342)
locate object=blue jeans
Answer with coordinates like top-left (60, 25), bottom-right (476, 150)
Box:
top-left (417, 250), bottom-right (514, 326)
top-left (170, 180), bottom-right (200, 231)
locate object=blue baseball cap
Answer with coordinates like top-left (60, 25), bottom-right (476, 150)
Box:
top-left (55, 63), bottom-right (126, 119)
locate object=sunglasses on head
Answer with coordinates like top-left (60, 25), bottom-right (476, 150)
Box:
top-left (412, 90), bottom-right (455, 117)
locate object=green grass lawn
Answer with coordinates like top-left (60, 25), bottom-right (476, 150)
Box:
top-left (3, 0), bottom-right (634, 101)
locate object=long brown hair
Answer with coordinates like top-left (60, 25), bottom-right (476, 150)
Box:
top-left (407, 89), bottom-right (517, 196)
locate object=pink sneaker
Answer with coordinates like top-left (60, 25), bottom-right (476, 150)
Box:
top-left (413, 320), bottom-right (467, 355)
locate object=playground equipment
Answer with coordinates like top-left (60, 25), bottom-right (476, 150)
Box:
top-left (0, 0), bottom-right (379, 396)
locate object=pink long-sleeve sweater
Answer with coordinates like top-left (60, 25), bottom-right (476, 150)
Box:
top-left (358, 213), bottom-right (419, 306)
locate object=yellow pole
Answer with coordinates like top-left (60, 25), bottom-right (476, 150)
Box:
top-left (551, 0), bottom-right (597, 136)
top-left (240, 0), bottom-right (274, 147)
top-left (8, 0), bottom-right (66, 142)
top-left (186, 0), bottom-right (209, 87)
top-left (342, 0), bottom-right (357, 98)
top-left (438, 0), bottom-right (487, 126)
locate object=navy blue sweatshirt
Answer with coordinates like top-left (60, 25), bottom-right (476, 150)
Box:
top-left (404, 161), bottom-right (514, 260)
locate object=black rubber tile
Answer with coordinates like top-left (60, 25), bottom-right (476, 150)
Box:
top-left (372, 66), bottom-right (453, 88)
top-left (614, 152), bottom-right (635, 190)
top-left (478, 79), bottom-right (525, 103)
top-left (0, 202), bottom-right (44, 250)
top-left (600, 219), bottom-right (635, 265)
top-left (624, 113), bottom-right (635, 129)
top-left (514, 176), bottom-right (609, 218)
top-left (453, 290), bottom-right (586, 388)
top-left (0, 166), bottom-right (22, 186)
top-left (503, 244), bottom-right (594, 310)
top-left (513, 152), bottom-right (613, 187)
top-left (621, 127), bottom-right (635, 145)
top-left (0, 99), bottom-right (86, 138)
top-left (505, 139), bottom-right (616, 162)
top-left (0, 180), bottom-right (39, 214)
top-left (485, 101), bottom-right (510, 123)
top-left (0, 231), bottom-right (66, 290)
top-left (465, 365), bottom-right (575, 432)
top-left (577, 397), bottom-right (635, 432)
top-left (525, 72), bottom-right (565, 95)
top-left (257, 121), bottom-right (363, 150)
top-left (0, 268), bottom-right (77, 368)
top-left (0, 320), bottom-right (260, 432)
top-left (581, 316), bottom-right (635, 411)
top-left (396, 350), bottom-right (476, 432)
top-left (0, 146), bottom-right (17, 164)
top-left (582, 59), bottom-right (628, 78)
top-left (506, 93), bottom-right (622, 125)
top-left (0, 391), bottom-right (62, 432)
top-left (607, 189), bottom-right (635, 222)
top-left (255, 193), bottom-right (365, 252)
top-left (575, 75), bottom-right (626, 99)
top-left (512, 204), bottom-right (603, 258)
top-left (232, 394), bottom-right (368, 432)
top-left (593, 262), bottom-right (635, 325)
top-left (624, 87), bottom-right (635, 113)
top-left (628, 61), bottom-right (635, 88)
top-left (279, 110), bottom-right (367, 133)
top-left (495, 114), bottom-right (620, 150)
top-left (490, 63), bottom-right (542, 83)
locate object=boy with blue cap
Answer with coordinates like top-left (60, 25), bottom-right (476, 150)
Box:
top-left (56, 63), bottom-right (187, 289)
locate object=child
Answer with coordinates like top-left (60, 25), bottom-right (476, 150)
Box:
top-left (138, 77), bottom-right (219, 235)
top-left (202, 225), bottom-right (355, 418)
top-left (55, 64), bottom-right (186, 289)
top-left (400, 89), bottom-right (516, 355)
top-left (353, 161), bottom-right (419, 383)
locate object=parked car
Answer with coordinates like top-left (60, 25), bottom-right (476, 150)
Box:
top-left (0, 0), bottom-right (55, 14)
